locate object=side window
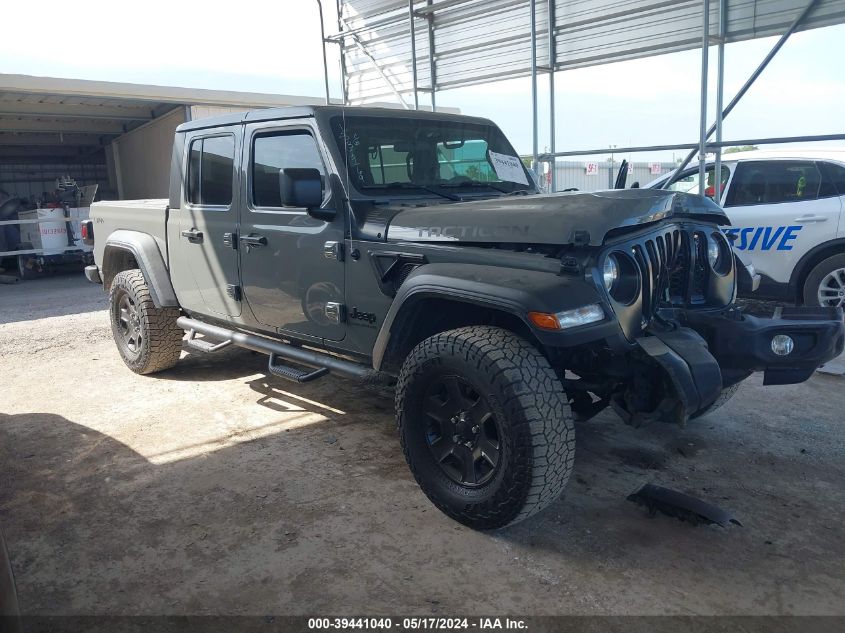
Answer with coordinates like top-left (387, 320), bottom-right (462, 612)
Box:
top-left (819, 161), bottom-right (845, 197)
top-left (186, 135), bottom-right (235, 206)
top-left (252, 131), bottom-right (325, 208)
top-left (725, 161), bottom-right (820, 207)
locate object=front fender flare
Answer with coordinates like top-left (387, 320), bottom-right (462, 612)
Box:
top-left (103, 230), bottom-right (178, 308)
top-left (371, 263), bottom-right (614, 370)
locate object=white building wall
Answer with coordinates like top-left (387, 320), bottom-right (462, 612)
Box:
top-left (111, 107), bottom-right (187, 199)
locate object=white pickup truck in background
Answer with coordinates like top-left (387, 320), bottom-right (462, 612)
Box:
top-left (648, 148), bottom-right (845, 308)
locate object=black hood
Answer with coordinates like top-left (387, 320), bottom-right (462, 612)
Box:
top-left (386, 189), bottom-right (729, 246)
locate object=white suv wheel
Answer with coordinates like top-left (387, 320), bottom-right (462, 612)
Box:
top-left (817, 267), bottom-right (845, 307)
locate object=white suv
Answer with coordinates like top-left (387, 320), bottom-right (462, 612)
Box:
top-left (647, 148), bottom-right (845, 307)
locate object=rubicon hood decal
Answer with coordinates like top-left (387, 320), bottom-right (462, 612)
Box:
top-left (387, 189), bottom-right (728, 246)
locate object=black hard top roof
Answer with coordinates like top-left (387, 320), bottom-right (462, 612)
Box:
top-left (175, 105), bottom-right (492, 133)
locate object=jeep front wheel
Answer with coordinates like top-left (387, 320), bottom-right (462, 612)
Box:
top-left (109, 269), bottom-right (183, 374)
top-left (396, 326), bottom-right (575, 529)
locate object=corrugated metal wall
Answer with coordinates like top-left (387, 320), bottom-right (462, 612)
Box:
top-left (0, 162), bottom-right (109, 202)
top-left (339, 0), bottom-right (845, 103)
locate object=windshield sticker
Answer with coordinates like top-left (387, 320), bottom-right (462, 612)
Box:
top-left (335, 123), bottom-right (367, 184)
top-left (488, 151), bottom-right (529, 186)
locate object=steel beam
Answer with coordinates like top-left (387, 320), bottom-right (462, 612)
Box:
top-left (0, 133), bottom-right (103, 146)
top-left (530, 0), bottom-right (539, 177)
top-left (698, 0), bottom-right (710, 195)
top-left (0, 147), bottom-right (99, 161)
top-left (336, 0), bottom-right (349, 104)
top-left (0, 103), bottom-right (153, 122)
top-left (714, 0), bottom-right (727, 201)
top-left (427, 0), bottom-right (437, 110)
top-left (409, 0), bottom-right (420, 109)
top-left (548, 0), bottom-right (556, 192)
top-left (316, 0), bottom-right (332, 105)
top-left (663, 0), bottom-right (822, 189)
top-left (339, 16), bottom-right (411, 109)
top-left (540, 133), bottom-right (845, 160)
top-left (0, 118), bottom-right (125, 135)
top-left (413, 0), bottom-right (465, 16)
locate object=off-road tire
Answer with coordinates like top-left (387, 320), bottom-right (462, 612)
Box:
top-left (803, 253), bottom-right (845, 308)
top-left (109, 269), bottom-right (183, 374)
top-left (690, 382), bottom-right (741, 420)
top-left (396, 326), bottom-right (575, 529)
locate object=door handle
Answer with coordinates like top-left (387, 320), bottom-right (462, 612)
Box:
top-left (793, 215), bottom-right (828, 223)
top-left (240, 234), bottom-right (268, 248)
top-left (180, 228), bottom-right (203, 242)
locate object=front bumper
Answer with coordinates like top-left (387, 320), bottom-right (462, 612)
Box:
top-left (684, 306), bottom-right (845, 386)
top-left (628, 306), bottom-right (844, 425)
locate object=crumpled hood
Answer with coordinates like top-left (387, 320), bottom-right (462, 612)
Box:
top-left (386, 189), bottom-right (728, 246)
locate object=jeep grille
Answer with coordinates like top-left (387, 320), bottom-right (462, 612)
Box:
top-left (607, 224), bottom-right (734, 341)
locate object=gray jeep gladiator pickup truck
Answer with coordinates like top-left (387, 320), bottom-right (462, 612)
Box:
top-left (83, 106), bottom-right (845, 529)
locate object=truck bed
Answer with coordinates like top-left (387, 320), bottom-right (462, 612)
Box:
top-left (90, 199), bottom-right (169, 268)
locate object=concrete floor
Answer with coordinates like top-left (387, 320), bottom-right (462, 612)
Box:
top-left (1, 274), bottom-right (844, 615)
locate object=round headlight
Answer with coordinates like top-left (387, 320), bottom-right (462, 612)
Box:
top-left (603, 255), bottom-right (619, 291)
top-left (707, 234), bottom-right (721, 268)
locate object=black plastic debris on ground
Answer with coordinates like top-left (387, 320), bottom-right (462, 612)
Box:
top-left (627, 483), bottom-right (742, 527)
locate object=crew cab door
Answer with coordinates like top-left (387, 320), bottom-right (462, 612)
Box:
top-left (238, 120), bottom-right (346, 342)
top-left (179, 131), bottom-right (241, 317)
top-left (722, 160), bottom-right (841, 285)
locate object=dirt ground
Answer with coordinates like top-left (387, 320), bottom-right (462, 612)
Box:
top-left (1, 274), bottom-right (844, 616)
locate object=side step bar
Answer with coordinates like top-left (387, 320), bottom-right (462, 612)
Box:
top-left (268, 353), bottom-right (329, 383)
top-left (184, 328), bottom-right (233, 354)
top-left (176, 316), bottom-right (386, 384)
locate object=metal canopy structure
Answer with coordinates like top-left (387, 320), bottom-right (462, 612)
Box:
top-left (0, 74), bottom-right (328, 163)
top-left (322, 0), bottom-right (845, 192)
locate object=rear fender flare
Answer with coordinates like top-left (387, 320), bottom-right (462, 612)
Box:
top-left (102, 230), bottom-right (178, 308)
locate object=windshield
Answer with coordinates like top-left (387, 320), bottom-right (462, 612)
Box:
top-left (330, 115), bottom-right (534, 196)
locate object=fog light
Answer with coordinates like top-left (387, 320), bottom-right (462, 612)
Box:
top-left (771, 334), bottom-right (794, 356)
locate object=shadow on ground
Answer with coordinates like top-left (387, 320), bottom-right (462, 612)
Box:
top-left (0, 273), bottom-right (105, 325)
top-left (3, 361), bottom-right (845, 616)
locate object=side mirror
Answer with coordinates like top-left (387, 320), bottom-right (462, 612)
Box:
top-left (279, 168), bottom-right (334, 220)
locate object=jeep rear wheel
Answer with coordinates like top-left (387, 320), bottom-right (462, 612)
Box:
top-left (396, 326), bottom-right (575, 529)
top-left (109, 269), bottom-right (183, 374)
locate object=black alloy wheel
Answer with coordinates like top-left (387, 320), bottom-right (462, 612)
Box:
top-left (115, 289), bottom-right (144, 357)
top-left (422, 375), bottom-right (502, 487)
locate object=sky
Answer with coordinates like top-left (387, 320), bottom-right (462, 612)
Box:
top-left (1, 0), bottom-right (843, 161)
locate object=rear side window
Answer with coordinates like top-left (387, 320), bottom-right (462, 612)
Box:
top-left (725, 160), bottom-right (820, 207)
top-left (819, 161), bottom-right (845, 197)
top-left (252, 130), bottom-right (325, 208)
top-left (186, 135), bottom-right (235, 206)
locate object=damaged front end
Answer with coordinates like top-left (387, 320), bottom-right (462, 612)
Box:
top-left (566, 221), bottom-right (845, 426)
